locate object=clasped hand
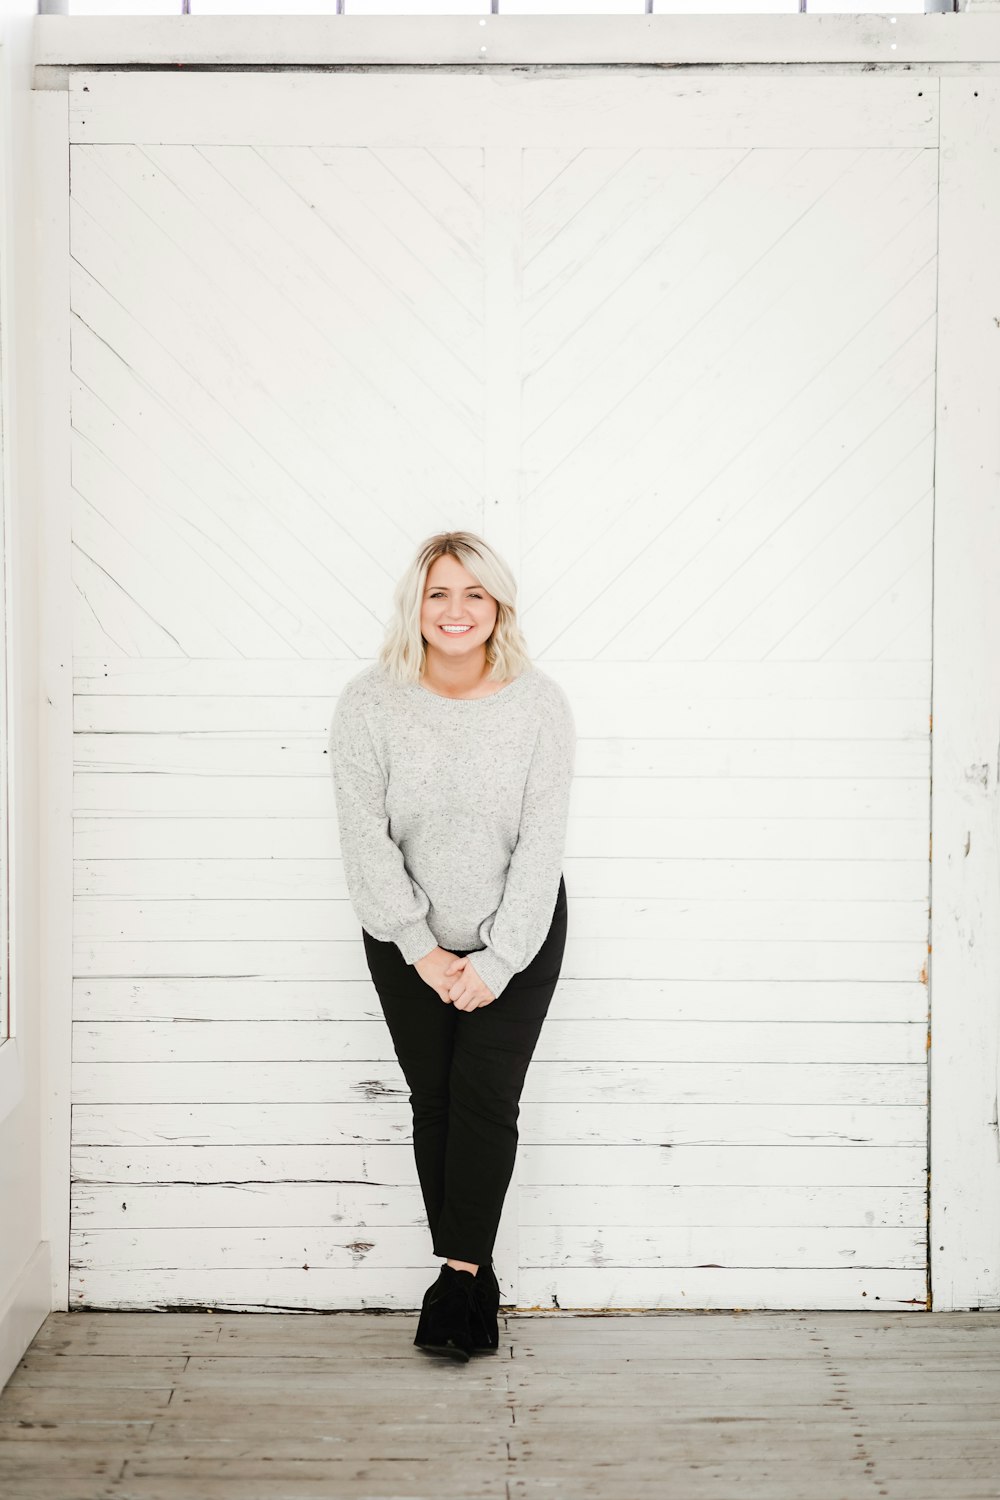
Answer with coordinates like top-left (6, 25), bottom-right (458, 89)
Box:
top-left (414, 946), bottom-right (496, 1010)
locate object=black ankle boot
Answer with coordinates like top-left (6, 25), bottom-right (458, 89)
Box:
top-left (470, 1260), bottom-right (501, 1353)
top-left (413, 1265), bottom-right (477, 1361)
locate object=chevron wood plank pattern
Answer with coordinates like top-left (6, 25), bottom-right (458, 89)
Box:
top-left (67, 76), bottom-right (933, 1313)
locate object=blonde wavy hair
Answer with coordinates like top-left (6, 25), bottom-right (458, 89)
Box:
top-left (377, 531), bottom-right (533, 686)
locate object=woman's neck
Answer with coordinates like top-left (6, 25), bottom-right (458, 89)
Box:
top-left (420, 647), bottom-right (495, 699)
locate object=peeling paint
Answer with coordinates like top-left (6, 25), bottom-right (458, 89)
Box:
top-left (354, 1079), bottom-right (403, 1101)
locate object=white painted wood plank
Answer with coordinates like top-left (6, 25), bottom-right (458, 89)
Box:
top-left (73, 802), bottom-right (933, 862)
top-left (72, 732), bottom-right (929, 780)
top-left (70, 1175), bottom-right (907, 1236)
top-left (68, 1178), bottom-right (924, 1233)
top-left (71, 691), bottom-right (933, 735)
top-left (66, 1142), bottom-right (926, 1190)
top-left (68, 72), bottom-right (939, 148)
top-left (33, 14), bottom-right (1000, 68)
top-left (34, 84), bottom-right (75, 1321)
top-left (520, 1226), bottom-right (927, 1270)
top-left (72, 814), bottom-right (930, 862)
top-left (71, 773), bottom-right (927, 822)
top-left (71, 1100), bottom-right (927, 1153)
top-left (484, 144), bottom-right (522, 573)
top-left (73, 857), bottom-right (930, 907)
top-left (516, 1265), bottom-right (929, 1311)
top-left (73, 657), bottom-right (928, 696)
top-left (70, 935), bottom-right (926, 983)
top-left (67, 1223), bottom-right (926, 1273)
top-left (71, 1059), bottom-right (926, 1107)
top-left (70, 892), bottom-right (929, 944)
top-left (519, 1144), bottom-right (926, 1187)
top-left (522, 1185), bottom-right (925, 1230)
top-left (66, 1263), bottom-right (927, 1312)
top-left (929, 77), bottom-right (1000, 1312)
top-left (68, 1097), bottom-right (926, 1163)
top-left (71, 1018), bottom-right (925, 1067)
top-left (70, 975), bottom-right (927, 1025)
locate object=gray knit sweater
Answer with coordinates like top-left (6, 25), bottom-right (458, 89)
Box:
top-left (327, 660), bottom-right (575, 998)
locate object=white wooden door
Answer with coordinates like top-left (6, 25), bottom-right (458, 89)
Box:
top-left (70, 71), bottom-right (933, 1311)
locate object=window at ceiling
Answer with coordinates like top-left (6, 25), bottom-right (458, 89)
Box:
top-left (58, 1), bottom-right (949, 17)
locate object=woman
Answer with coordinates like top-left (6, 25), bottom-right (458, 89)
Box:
top-left (327, 530), bottom-right (575, 1363)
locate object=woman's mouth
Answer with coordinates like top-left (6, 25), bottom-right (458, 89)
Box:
top-left (439, 624), bottom-right (473, 634)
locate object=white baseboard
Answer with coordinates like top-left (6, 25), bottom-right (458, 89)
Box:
top-left (0, 1242), bottom-right (53, 1394)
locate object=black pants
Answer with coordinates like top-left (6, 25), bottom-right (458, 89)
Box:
top-left (362, 874), bottom-right (568, 1266)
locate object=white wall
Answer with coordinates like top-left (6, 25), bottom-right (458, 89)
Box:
top-left (0, 1), bottom-right (52, 1391)
top-left (61, 65), bottom-right (932, 1313)
top-left (3, 13), bottom-right (997, 1360)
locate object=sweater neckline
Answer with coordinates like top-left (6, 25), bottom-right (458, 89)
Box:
top-left (402, 665), bottom-right (532, 706)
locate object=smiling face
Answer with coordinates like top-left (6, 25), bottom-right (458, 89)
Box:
top-left (420, 552), bottom-right (499, 659)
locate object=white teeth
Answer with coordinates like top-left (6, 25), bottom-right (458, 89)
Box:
top-left (441, 625), bottom-right (472, 632)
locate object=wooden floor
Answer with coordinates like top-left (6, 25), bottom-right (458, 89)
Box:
top-left (1, 1308), bottom-right (999, 1499)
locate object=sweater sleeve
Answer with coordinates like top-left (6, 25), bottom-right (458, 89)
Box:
top-left (328, 685), bottom-right (439, 965)
top-left (469, 683), bottom-right (576, 999)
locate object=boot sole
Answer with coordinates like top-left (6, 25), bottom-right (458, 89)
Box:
top-left (416, 1340), bottom-right (471, 1362)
